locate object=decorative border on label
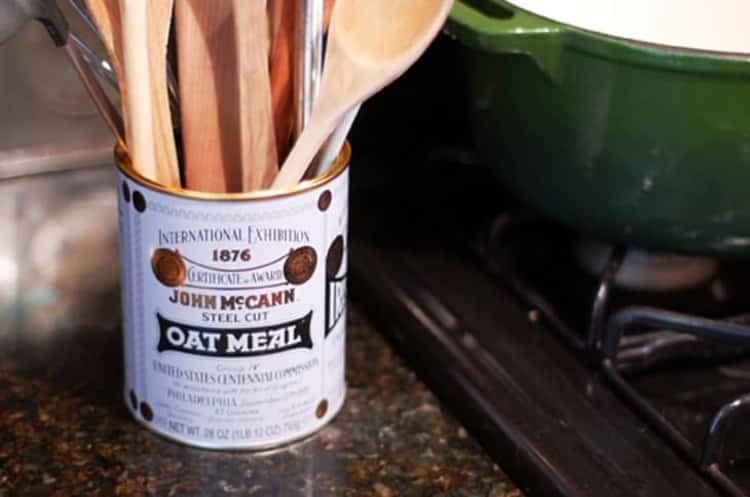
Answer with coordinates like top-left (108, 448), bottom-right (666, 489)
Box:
top-left (149, 201), bottom-right (315, 223)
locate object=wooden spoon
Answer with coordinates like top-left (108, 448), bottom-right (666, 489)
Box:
top-left (271, 0), bottom-right (454, 189)
top-left (310, 104), bottom-right (359, 177)
top-left (234, 0), bottom-right (278, 191)
top-left (176, 0), bottom-right (241, 193)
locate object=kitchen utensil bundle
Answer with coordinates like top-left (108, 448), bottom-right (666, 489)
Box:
top-left (0, 0), bottom-right (454, 193)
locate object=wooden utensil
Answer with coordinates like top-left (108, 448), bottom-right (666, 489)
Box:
top-left (306, 0), bottom-right (350, 179)
top-left (120, 0), bottom-right (159, 184)
top-left (175, 0), bottom-right (241, 193)
top-left (310, 103), bottom-right (359, 177)
top-left (324, 0), bottom-right (335, 29)
top-left (85, 0), bottom-right (127, 127)
top-left (233, 0), bottom-right (278, 191)
top-left (271, 0), bottom-right (454, 188)
top-left (95, 0), bottom-right (178, 186)
top-left (146, 0), bottom-right (180, 187)
top-left (307, 0), bottom-right (350, 177)
top-left (269, 0), bottom-right (295, 162)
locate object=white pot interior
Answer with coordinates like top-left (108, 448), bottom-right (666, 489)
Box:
top-left (504, 0), bottom-right (750, 54)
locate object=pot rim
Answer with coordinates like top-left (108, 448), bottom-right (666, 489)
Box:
top-left (448, 0), bottom-right (750, 78)
top-left (501, 0), bottom-right (750, 57)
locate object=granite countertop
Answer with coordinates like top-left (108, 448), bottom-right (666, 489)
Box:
top-left (0, 304), bottom-right (519, 496)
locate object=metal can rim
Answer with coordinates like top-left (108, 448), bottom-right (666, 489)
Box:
top-left (115, 141), bottom-right (351, 202)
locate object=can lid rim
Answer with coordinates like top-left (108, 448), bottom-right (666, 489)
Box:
top-left (115, 142), bottom-right (351, 201)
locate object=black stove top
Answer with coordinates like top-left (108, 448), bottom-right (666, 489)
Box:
top-left (347, 37), bottom-right (750, 497)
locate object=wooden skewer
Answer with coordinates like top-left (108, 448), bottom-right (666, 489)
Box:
top-left (175, 0), bottom-right (241, 193)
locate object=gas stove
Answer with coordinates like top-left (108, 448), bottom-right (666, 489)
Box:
top-left (347, 38), bottom-right (750, 497)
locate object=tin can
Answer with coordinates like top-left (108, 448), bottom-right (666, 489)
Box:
top-left (115, 144), bottom-right (350, 449)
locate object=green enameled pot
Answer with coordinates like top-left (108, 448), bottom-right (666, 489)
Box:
top-left (447, 0), bottom-right (750, 256)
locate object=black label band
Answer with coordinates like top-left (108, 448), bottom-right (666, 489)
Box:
top-left (325, 274), bottom-right (347, 337)
top-left (157, 312), bottom-right (313, 357)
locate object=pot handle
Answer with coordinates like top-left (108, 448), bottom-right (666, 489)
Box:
top-left (447, 0), bottom-right (564, 80)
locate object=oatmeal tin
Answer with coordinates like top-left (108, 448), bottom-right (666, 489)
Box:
top-left (115, 144), bottom-right (350, 449)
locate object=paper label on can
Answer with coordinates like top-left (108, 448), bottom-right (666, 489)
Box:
top-left (117, 171), bottom-right (348, 449)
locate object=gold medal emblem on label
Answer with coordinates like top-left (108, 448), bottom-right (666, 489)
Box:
top-left (151, 248), bottom-right (186, 287)
top-left (284, 246), bottom-right (317, 285)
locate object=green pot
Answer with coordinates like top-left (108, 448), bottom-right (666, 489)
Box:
top-left (447, 0), bottom-right (750, 256)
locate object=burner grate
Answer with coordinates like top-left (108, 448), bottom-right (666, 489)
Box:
top-left (483, 213), bottom-right (750, 497)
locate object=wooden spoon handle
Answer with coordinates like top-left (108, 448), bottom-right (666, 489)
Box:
top-left (271, 108), bottom-right (339, 189)
top-left (234, 0), bottom-right (278, 191)
top-left (147, 0), bottom-right (180, 187)
top-left (311, 103), bottom-right (358, 177)
top-left (120, 0), bottom-right (158, 181)
top-left (269, 0), bottom-right (295, 162)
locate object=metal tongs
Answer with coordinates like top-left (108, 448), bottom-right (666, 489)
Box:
top-left (294, 0), bottom-right (359, 179)
top-left (0, 0), bottom-right (124, 142)
top-left (295, 0), bottom-right (324, 138)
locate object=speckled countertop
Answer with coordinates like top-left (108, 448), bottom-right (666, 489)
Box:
top-left (0, 304), bottom-right (519, 496)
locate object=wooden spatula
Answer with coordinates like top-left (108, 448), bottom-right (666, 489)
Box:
top-left (175, 0), bottom-right (241, 193)
top-left (234, 0), bottom-right (278, 191)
